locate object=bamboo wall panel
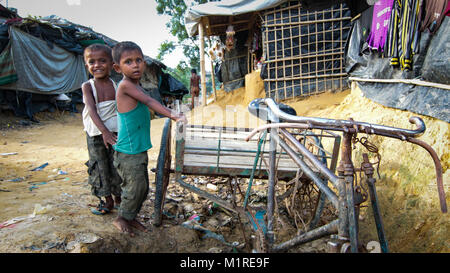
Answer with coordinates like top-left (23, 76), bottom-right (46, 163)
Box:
top-left (262, 2), bottom-right (352, 101)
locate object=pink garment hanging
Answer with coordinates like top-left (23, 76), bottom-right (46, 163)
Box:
top-left (367, 0), bottom-right (394, 52)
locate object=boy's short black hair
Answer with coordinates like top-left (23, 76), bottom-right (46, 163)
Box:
top-left (112, 41), bottom-right (144, 64)
top-left (191, 69), bottom-right (197, 74)
top-left (84, 43), bottom-right (112, 61)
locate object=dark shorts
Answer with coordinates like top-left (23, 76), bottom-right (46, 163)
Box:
top-left (86, 133), bottom-right (122, 198)
top-left (113, 151), bottom-right (149, 221)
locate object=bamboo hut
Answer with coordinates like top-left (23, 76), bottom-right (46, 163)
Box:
top-left (185, 0), bottom-right (358, 104)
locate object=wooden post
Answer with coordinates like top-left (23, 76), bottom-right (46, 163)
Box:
top-left (208, 37), bottom-right (217, 102)
top-left (199, 23), bottom-right (207, 106)
top-left (210, 60), bottom-right (217, 102)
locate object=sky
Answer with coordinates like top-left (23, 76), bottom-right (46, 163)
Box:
top-left (4, 0), bottom-right (187, 69)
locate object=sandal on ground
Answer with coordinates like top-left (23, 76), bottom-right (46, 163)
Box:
top-left (90, 200), bottom-right (111, 215)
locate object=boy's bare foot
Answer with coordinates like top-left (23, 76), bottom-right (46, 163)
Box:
top-left (113, 216), bottom-right (135, 237)
top-left (128, 219), bottom-right (148, 233)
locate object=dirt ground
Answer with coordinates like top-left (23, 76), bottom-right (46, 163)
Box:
top-left (0, 78), bottom-right (448, 253)
top-left (0, 104), bottom-right (329, 253)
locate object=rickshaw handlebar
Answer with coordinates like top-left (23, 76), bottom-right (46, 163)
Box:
top-left (249, 98), bottom-right (426, 139)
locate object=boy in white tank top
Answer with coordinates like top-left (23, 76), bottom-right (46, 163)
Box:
top-left (82, 44), bottom-right (122, 215)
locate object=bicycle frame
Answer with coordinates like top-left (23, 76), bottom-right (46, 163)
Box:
top-left (247, 98), bottom-right (447, 253)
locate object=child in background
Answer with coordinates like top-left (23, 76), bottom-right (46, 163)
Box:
top-left (111, 41), bottom-right (187, 236)
top-left (189, 68), bottom-right (200, 109)
top-left (82, 44), bottom-right (122, 215)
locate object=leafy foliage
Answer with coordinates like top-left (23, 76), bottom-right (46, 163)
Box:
top-left (155, 0), bottom-right (208, 71)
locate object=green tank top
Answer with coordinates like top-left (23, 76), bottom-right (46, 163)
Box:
top-left (113, 101), bottom-right (152, 154)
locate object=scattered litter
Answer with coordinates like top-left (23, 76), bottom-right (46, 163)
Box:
top-left (248, 210), bottom-right (267, 234)
top-left (0, 189), bottom-right (11, 192)
top-left (183, 203), bottom-right (194, 213)
top-left (28, 182), bottom-right (47, 191)
top-left (0, 152), bottom-right (17, 156)
top-left (0, 216), bottom-right (29, 228)
top-left (205, 217), bottom-right (219, 228)
top-left (62, 192), bottom-right (73, 198)
top-left (182, 218), bottom-right (205, 230)
top-left (162, 210), bottom-right (176, 219)
top-left (207, 204), bottom-right (214, 215)
top-left (31, 162), bottom-right (49, 171)
top-left (203, 230), bottom-right (232, 246)
top-left (181, 218), bottom-right (234, 246)
top-left (32, 204), bottom-right (51, 217)
top-left (58, 170), bottom-right (68, 175)
top-left (208, 247), bottom-right (222, 253)
top-left (6, 177), bottom-right (24, 182)
top-left (22, 240), bottom-right (65, 251)
top-left (367, 241), bottom-right (381, 253)
top-left (220, 215), bottom-right (232, 226)
top-left (206, 184), bottom-right (218, 191)
top-left (167, 196), bottom-right (183, 203)
top-left (188, 214), bottom-right (201, 222)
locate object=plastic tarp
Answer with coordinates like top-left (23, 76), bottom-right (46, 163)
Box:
top-left (184, 0), bottom-right (369, 37)
top-left (0, 41), bottom-right (18, 85)
top-left (1, 27), bottom-right (88, 94)
top-left (159, 72), bottom-right (189, 98)
top-left (346, 16), bottom-right (450, 123)
top-left (185, 0), bottom-right (288, 37)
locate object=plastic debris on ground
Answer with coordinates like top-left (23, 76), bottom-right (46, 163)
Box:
top-left (6, 177), bottom-right (24, 182)
top-left (0, 203), bottom-right (51, 229)
top-left (32, 203), bottom-right (51, 217)
top-left (247, 210), bottom-right (267, 234)
top-left (28, 182), bottom-right (47, 191)
top-left (66, 233), bottom-right (100, 252)
top-left (181, 218), bottom-right (234, 247)
top-left (30, 162), bottom-right (49, 171)
top-left (0, 152), bottom-right (18, 156)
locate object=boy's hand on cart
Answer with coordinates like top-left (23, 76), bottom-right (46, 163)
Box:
top-left (175, 113), bottom-right (188, 124)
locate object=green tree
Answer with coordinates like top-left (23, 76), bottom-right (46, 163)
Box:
top-left (155, 0), bottom-right (208, 70)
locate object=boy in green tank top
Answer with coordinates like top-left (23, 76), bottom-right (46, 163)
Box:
top-left (111, 41), bottom-right (187, 236)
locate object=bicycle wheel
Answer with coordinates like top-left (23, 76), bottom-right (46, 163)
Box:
top-left (154, 118), bottom-right (172, 226)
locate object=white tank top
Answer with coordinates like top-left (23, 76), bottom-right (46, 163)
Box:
top-left (82, 78), bottom-right (118, 137)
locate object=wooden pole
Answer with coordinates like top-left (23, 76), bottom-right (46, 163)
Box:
top-left (210, 61), bottom-right (217, 102)
top-left (199, 23), bottom-right (207, 106)
top-left (208, 37), bottom-right (217, 102)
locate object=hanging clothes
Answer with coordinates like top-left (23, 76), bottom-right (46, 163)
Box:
top-left (420, 0), bottom-right (448, 34)
top-left (384, 0), bottom-right (421, 71)
top-left (367, 0), bottom-right (394, 52)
